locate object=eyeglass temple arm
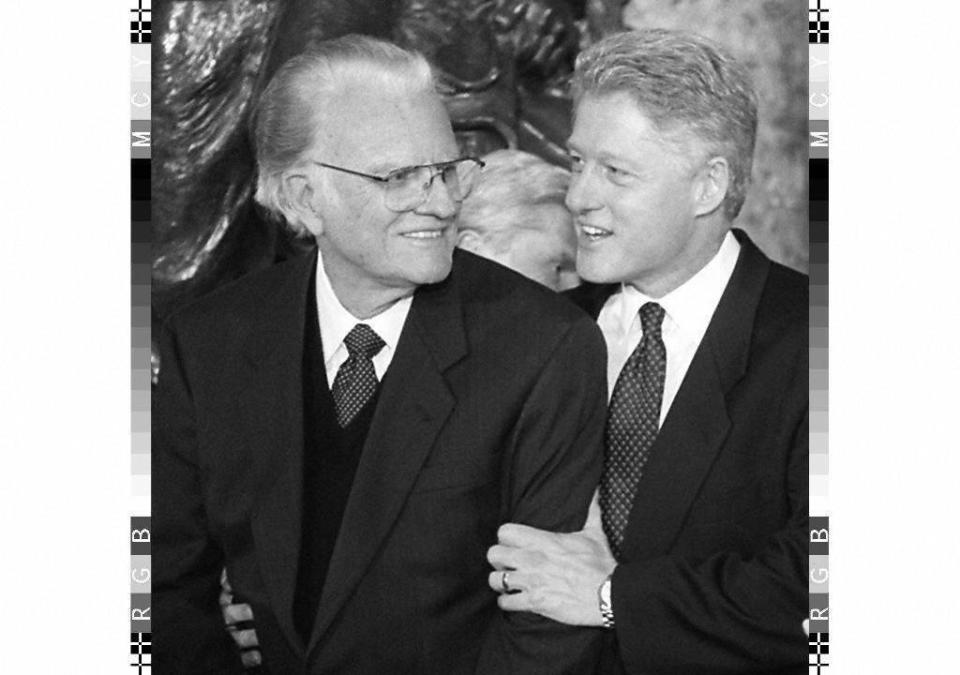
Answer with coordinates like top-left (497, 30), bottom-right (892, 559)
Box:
top-left (312, 161), bottom-right (390, 183)
top-left (313, 158), bottom-right (484, 182)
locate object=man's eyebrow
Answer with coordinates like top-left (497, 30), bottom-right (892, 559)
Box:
top-left (598, 151), bottom-right (634, 165)
top-left (564, 144), bottom-right (639, 169)
top-left (370, 157), bottom-right (461, 174)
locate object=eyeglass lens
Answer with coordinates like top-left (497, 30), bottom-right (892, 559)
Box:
top-left (384, 161), bottom-right (480, 212)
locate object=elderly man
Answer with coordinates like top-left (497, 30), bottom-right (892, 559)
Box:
top-left (153, 35), bottom-right (606, 673)
top-left (488, 29), bottom-right (808, 674)
top-left (457, 149), bottom-right (579, 291)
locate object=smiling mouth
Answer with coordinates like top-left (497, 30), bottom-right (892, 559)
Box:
top-left (579, 224), bottom-right (612, 241)
top-left (401, 229), bottom-right (446, 240)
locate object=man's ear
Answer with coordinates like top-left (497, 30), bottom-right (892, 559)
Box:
top-left (284, 172), bottom-right (323, 234)
top-left (457, 228), bottom-right (483, 253)
top-left (692, 156), bottom-right (730, 218)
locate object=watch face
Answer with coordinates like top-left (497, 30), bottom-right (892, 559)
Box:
top-left (599, 577), bottom-right (614, 628)
top-left (600, 578), bottom-right (612, 604)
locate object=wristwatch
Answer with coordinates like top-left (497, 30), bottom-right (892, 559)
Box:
top-left (598, 574), bottom-right (615, 629)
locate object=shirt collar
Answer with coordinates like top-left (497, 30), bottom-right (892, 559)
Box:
top-left (314, 250), bottom-right (413, 367)
top-left (613, 230), bottom-right (741, 336)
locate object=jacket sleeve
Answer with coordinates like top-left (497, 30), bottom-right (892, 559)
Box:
top-left (475, 315), bottom-right (608, 674)
top-left (152, 318), bottom-right (245, 674)
top-left (611, 408), bottom-right (809, 674)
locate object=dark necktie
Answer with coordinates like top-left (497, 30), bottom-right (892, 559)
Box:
top-left (331, 323), bottom-right (385, 427)
top-left (599, 302), bottom-right (667, 559)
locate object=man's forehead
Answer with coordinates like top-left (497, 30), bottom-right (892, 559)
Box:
top-left (568, 93), bottom-right (699, 162)
top-left (570, 92), bottom-right (653, 134)
top-left (325, 82), bottom-right (448, 121)
top-left (315, 88), bottom-right (456, 166)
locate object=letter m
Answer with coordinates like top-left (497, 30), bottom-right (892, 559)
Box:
top-left (810, 131), bottom-right (829, 147)
top-left (131, 131), bottom-right (151, 148)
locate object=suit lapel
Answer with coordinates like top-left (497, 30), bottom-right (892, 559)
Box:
top-left (618, 338), bottom-right (731, 558)
top-left (241, 251), bottom-right (317, 654)
top-left (620, 231), bottom-right (772, 558)
top-left (307, 270), bottom-right (467, 652)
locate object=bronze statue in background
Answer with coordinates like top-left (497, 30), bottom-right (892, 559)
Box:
top-left (152, 0), bottom-right (622, 336)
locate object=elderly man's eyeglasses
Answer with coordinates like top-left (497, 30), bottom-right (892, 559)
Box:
top-left (311, 158), bottom-right (485, 213)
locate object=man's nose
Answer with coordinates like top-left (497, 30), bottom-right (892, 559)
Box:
top-left (416, 173), bottom-right (459, 219)
top-left (565, 167), bottom-right (599, 214)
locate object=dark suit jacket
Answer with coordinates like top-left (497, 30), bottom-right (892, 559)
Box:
top-left (153, 248), bottom-right (607, 674)
top-left (568, 231), bottom-right (808, 675)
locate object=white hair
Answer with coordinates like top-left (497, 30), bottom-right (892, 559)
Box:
top-left (251, 34), bottom-right (436, 235)
top-left (458, 149), bottom-right (570, 254)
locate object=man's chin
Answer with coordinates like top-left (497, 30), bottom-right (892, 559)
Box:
top-left (576, 255), bottom-right (622, 285)
top-left (410, 256), bottom-right (453, 286)
top-left (419, 269), bottom-right (452, 285)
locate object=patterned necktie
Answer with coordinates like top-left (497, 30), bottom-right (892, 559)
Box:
top-left (599, 302), bottom-right (667, 559)
top-left (331, 324), bottom-right (386, 427)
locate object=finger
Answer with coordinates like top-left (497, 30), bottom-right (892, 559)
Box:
top-left (228, 627), bottom-right (260, 649)
top-left (487, 570), bottom-right (515, 593)
top-left (240, 649), bottom-right (262, 668)
top-left (222, 602), bottom-right (254, 624)
top-left (220, 568), bottom-right (232, 593)
top-left (487, 569), bottom-right (534, 594)
top-left (486, 543), bottom-right (525, 570)
top-left (497, 522), bottom-right (559, 548)
top-left (487, 570), bottom-right (507, 593)
top-left (497, 590), bottom-right (533, 613)
top-left (503, 571), bottom-right (533, 593)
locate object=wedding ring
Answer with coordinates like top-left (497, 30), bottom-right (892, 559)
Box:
top-left (501, 571), bottom-right (511, 593)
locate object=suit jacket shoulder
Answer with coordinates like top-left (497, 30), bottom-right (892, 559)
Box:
top-left (445, 249), bottom-right (603, 369)
top-left (451, 248), bottom-right (595, 325)
top-left (753, 256), bottom-right (807, 344)
top-left (161, 252), bottom-right (315, 346)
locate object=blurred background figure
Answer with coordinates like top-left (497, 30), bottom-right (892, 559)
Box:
top-left (457, 149), bottom-right (580, 291)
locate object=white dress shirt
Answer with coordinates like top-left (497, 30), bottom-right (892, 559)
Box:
top-left (597, 231), bottom-right (741, 426)
top-left (314, 251), bottom-right (413, 388)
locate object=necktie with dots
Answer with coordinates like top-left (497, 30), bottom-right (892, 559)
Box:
top-left (599, 302), bottom-right (667, 560)
top-left (331, 324), bottom-right (385, 428)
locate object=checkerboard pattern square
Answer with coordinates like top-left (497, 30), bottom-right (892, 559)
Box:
top-left (808, 632), bottom-right (830, 673)
top-left (130, 632), bottom-right (151, 672)
top-left (809, 0), bottom-right (829, 44)
top-left (131, 0), bottom-right (151, 44)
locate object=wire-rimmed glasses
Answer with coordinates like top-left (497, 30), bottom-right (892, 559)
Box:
top-left (312, 157), bottom-right (485, 213)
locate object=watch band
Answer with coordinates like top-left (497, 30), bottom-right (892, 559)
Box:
top-left (598, 575), bottom-right (615, 629)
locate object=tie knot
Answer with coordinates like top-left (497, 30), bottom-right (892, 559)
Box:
top-left (343, 324), bottom-right (385, 359)
top-left (639, 302), bottom-right (665, 337)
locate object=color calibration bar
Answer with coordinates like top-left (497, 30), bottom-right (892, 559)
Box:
top-left (126, 2), bottom-right (827, 670)
top-left (131, 1), bottom-right (152, 672)
top-left (808, 1), bottom-right (829, 673)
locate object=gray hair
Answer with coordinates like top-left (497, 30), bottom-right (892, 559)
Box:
top-left (458, 149), bottom-right (570, 254)
top-left (252, 35), bottom-right (436, 234)
top-left (571, 29), bottom-right (758, 220)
